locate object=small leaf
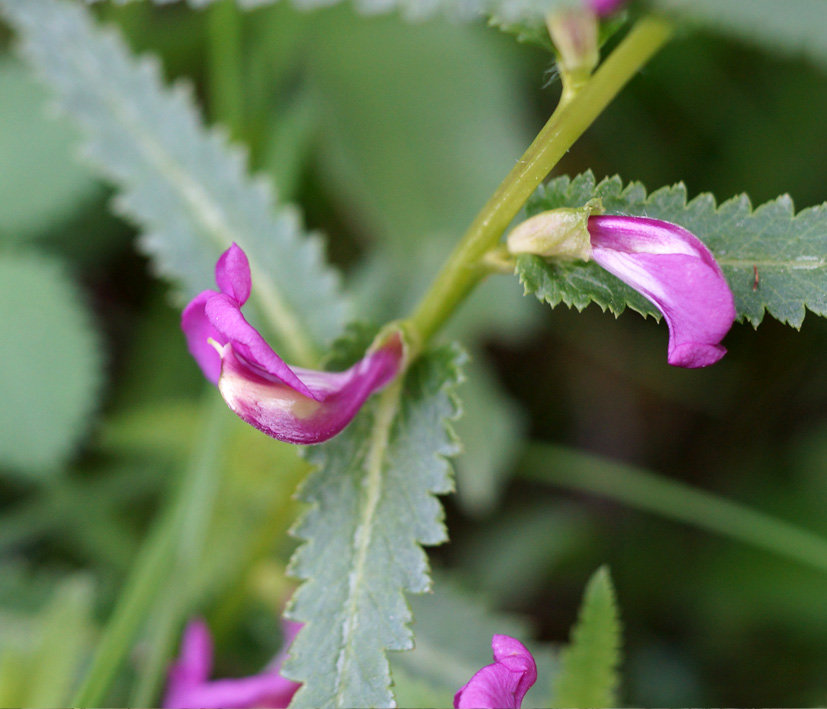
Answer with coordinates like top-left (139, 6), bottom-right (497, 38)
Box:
top-left (0, 0), bottom-right (347, 365)
top-left (0, 252), bottom-right (101, 477)
top-left (519, 171), bottom-right (827, 328)
top-left (552, 565), bottom-right (622, 709)
top-left (283, 345), bottom-right (465, 708)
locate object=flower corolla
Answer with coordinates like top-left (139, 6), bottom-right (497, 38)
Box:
top-left (508, 211), bottom-right (736, 368)
top-left (454, 634), bottom-right (537, 709)
top-left (163, 618), bottom-right (301, 709)
top-left (182, 244), bottom-right (403, 444)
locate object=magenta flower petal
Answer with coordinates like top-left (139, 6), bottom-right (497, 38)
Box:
top-left (588, 215), bottom-right (736, 368)
top-left (182, 291), bottom-right (226, 386)
top-left (588, 0), bottom-right (625, 16)
top-left (164, 619), bottom-right (301, 709)
top-left (454, 635), bottom-right (537, 709)
top-left (216, 333), bottom-right (402, 444)
top-left (181, 243), bottom-right (404, 444)
top-left (215, 243), bottom-right (252, 305)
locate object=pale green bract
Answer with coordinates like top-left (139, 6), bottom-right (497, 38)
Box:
top-left (0, 0), bottom-right (347, 364)
top-left (552, 566), bottom-right (622, 709)
top-left (518, 171), bottom-right (827, 328)
top-left (284, 344), bottom-right (464, 708)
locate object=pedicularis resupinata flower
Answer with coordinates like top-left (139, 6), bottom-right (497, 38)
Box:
top-left (164, 618), bottom-right (301, 709)
top-left (454, 635), bottom-right (537, 709)
top-left (508, 210), bottom-right (736, 368)
top-left (182, 244), bottom-right (403, 444)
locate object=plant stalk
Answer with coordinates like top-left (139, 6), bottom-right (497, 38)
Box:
top-left (407, 16), bottom-right (673, 348)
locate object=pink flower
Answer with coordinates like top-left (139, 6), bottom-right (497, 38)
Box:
top-left (587, 215), bottom-right (736, 368)
top-left (509, 211), bottom-right (736, 368)
top-left (181, 244), bottom-right (403, 444)
top-left (454, 635), bottom-right (537, 709)
top-left (163, 618), bottom-right (301, 709)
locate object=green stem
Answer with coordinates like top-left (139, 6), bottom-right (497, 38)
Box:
top-left (521, 443), bottom-right (827, 574)
top-left (407, 16), bottom-right (672, 347)
top-left (71, 395), bottom-right (229, 707)
top-left (207, 0), bottom-right (245, 141)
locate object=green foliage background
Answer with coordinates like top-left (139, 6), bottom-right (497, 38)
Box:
top-left (1, 1), bottom-right (827, 706)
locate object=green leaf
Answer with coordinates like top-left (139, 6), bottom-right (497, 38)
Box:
top-left (0, 251), bottom-right (101, 477)
top-left (283, 344), bottom-right (465, 708)
top-left (654, 0), bottom-right (827, 69)
top-left (0, 57), bottom-right (99, 241)
top-left (552, 566), bottom-right (622, 709)
top-left (0, 0), bottom-right (347, 365)
top-left (0, 572), bottom-right (96, 707)
top-left (25, 575), bottom-right (96, 707)
top-left (518, 171), bottom-right (827, 328)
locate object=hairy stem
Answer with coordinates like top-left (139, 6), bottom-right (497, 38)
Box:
top-left (407, 16), bottom-right (673, 348)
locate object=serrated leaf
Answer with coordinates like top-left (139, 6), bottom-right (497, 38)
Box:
top-left (84, 0), bottom-right (578, 24)
top-left (552, 566), bottom-right (622, 709)
top-left (0, 0), bottom-right (347, 365)
top-left (283, 345), bottom-right (465, 708)
top-left (654, 0), bottom-right (827, 69)
top-left (519, 171), bottom-right (827, 328)
top-left (0, 252), bottom-right (101, 477)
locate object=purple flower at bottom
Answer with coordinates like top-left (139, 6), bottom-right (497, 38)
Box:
top-left (587, 215), bottom-right (736, 368)
top-left (163, 618), bottom-right (301, 709)
top-left (454, 635), bottom-right (537, 709)
top-left (182, 244), bottom-right (403, 444)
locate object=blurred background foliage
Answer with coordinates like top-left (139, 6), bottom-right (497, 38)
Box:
top-left (1, 1), bottom-right (827, 705)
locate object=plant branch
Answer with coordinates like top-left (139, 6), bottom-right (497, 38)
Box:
top-left (407, 16), bottom-right (673, 348)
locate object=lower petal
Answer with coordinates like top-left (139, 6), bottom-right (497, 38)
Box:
top-left (592, 249), bottom-right (735, 369)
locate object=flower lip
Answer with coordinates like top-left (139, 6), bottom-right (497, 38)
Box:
top-left (182, 243), bottom-right (404, 444)
top-left (587, 215), bottom-right (736, 369)
top-left (454, 634), bottom-right (537, 709)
